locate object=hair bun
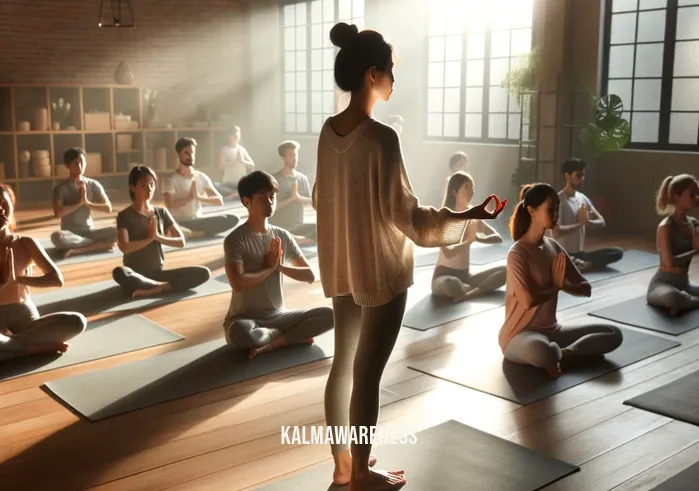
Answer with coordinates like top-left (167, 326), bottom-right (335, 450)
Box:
top-left (330, 22), bottom-right (359, 49)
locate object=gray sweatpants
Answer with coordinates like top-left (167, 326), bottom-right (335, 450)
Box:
top-left (179, 214), bottom-right (240, 238)
top-left (647, 270), bottom-right (699, 312)
top-left (431, 264), bottom-right (506, 299)
top-left (50, 227), bottom-right (117, 251)
top-left (223, 306), bottom-right (334, 350)
top-left (0, 301), bottom-right (87, 362)
top-left (504, 321), bottom-right (624, 369)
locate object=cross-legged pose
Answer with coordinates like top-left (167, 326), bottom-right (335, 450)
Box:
top-left (113, 166), bottom-right (211, 298)
top-left (552, 158), bottom-right (623, 271)
top-left (162, 137), bottom-right (239, 239)
top-left (223, 171), bottom-right (333, 359)
top-left (647, 174), bottom-right (699, 315)
top-left (0, 184), bottom-right (86, 362)
top-left (216, 126), bottom-right (255, 200)
top-left (270, 140), bottom-right (316, 246)
top-left (432, 172), bottom-right (506, 302)
top-left (501, 183), bottom-right (623, 378)
top-left (315, 23), bottom-right (507, 491)
top-left (51, 147), bottom-right (117, 258)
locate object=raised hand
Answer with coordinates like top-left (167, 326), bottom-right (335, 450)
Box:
top-left (79, 182), bottom-right (87, 204)
top-left (551, 253), bottom-right (567, 289)
top-left (467, 195), bottom-right (508, 220)
top-left (265, 237), bottom-right (282, 269)
top-left (290, 181), bottom-right (300, 201)
top-left (147, 215), bottom-right (158, 240)
top-left (190, 180), bottom-right (198, 199)
top-left (577, 204), bottom-right (589, 225)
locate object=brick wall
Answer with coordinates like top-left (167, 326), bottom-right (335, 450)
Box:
top-left (0, 0), bottom-right (250, 125)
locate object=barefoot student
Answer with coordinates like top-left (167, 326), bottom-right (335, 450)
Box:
top-left (223, 171), bottom-right (333, 359)
top-left (647, 174), bottom-right (699, 315)
top-left (162, 137), bottom-right (240, 239)
top-left (432, 172), bottom-right (506, 302)
top-left (314, 23), bottom-right (507, 490)
top-left (113, 166), bottom-right (211, 299)
top-left (552, 158), bottom-right (623, 271)
top-left (0, 184), bottom-right (86, 362)
top-left (51, 147), bottom-right (117, 258)
top-left (500, 183), bottom-right (623, 378)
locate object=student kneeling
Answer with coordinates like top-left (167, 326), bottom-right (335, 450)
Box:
top-left (223, 171), bottom-right (333, 359)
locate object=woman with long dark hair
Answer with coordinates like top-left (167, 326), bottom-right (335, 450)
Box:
top-left (313, 23), bottom-right (507, 490)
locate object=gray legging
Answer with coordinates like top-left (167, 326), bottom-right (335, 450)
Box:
top-left (50, 227), bottom-right (117, 250)
top-left (571, 247), bottom-right (623, 269)
top-left (223, 306), bottom-right (333, 349)
top-left (0, 301), bottom-right (86, 362)
top-left (647, 270), bottom-right (699, 312)
top-left (112, 266), bottom-right (211, 296)
top-left (325, 291), bottom-right (407, 459)
top-left (504, 322), bottom-right (624, 369)
top-left (179, 214), bottom-right (240, 238)
top-left (431, 264), bottom-right (506, 299)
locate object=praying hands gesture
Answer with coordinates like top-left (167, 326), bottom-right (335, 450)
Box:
top-left (463, 195), bottom-right (508, 221)
top-left (551, 253), bottom-right (567, 289)
top-left (147, 215), bottom-right (158, 241)
top-left (78, 181), bottom-right (88, 205)
top-left (265, 237), bottom-right (283, 269)
top-left (0, 247), bottom-right (16, 288)
top-left (290, 182), bottom-right (301, 201)
top-left (577, 204), bottom-right (589, 225)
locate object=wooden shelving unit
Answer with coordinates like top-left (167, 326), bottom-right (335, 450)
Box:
top-left (0, 83), bottom-right (228, 207)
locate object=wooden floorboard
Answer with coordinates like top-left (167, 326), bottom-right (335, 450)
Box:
top-left (4, 220), bottom-right (698, 491)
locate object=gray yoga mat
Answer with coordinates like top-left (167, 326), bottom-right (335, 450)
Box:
top-left (409, 326), bottom-right (680, 405)
top-left (257, 419), bottom-right (579, 491)
top-left (44, 331), bottom-right (334, 421)
top-left (0, 315), bottom-right (183, 381)
top-left (414, 241), bottom-right (512, 268)
top-left (589, 295), bottom-right (699, 336)
top-left (624, 370), bottom-right (699, 427)
top-left (32, 273), bottom-right (231, 317)
top-left (649, 461), bottom-right (699, 490)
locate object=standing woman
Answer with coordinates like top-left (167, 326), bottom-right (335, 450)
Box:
top-left (0, 184), bottom-right (86, 362)
top-left (113, 166), bottom-right (211, 298)
top-left (313, 23), bottom-right (507, 490)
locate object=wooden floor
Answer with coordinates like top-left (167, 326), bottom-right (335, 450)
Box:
top-left (2, 211), bottom-right (699, 491)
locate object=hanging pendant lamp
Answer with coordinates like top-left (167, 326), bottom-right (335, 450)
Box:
top-left (98, 0), bottom-right (135, 27)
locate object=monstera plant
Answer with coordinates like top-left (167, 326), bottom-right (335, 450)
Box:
top-left (578, 93), bottom-right (631, 157)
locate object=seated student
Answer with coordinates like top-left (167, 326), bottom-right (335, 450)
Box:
top-left (270, 140), bottom-right (316, 246)
top-left (432, 172), bottom-right (506, 302)
top-left (647, 174), bottom-right (699, 315)
top-left (552, 158), bottom-right (623, 271)
top-left (51, 147), bottom-right (117, 258)
top-left (500, 183), bottom-right (623, 378)
top-left (216, 126), bottom-right (255, 200)
top-left (162, 137), bottom-right (240, 239)
top-left (223, 170), bottom-right (333, 359)
top-left (113, 165), bottom-right (211, 299)
top-left (0, 183), bottom-right (86, 362)
top-left (443, 151), bottom-right (469, 203)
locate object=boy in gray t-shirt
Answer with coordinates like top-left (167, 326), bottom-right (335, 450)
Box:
top-left (223, 170), bottom-right (333, 359)
top-left (51, 147), bottom-right (117, 258)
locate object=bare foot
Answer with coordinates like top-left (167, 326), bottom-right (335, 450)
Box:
top-left (61, 249), bottom-right (74, 259)
top-left (248, 335), bottom-right (287, 359)
top-left (132, 282), bottom-right (169, 299)
top-left (182, 228), bottom-right (206, 239)
top-left (544, 362), bottom-right (561, 378)
top-left (303, 337), bottom-right (315, 345)
top-left (27, 342), bottom-right (69, 356)
top-left (349, 469), bottom-right (406, 491)
top-left (332, 450), bottom-right (378, 485)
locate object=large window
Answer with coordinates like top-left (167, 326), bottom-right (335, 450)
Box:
top-left (426, 0), bottom-right (533, 142)
top-left (282, 0), bottom-right (364, 134)
top-left (603, 0), bottom-right (699, 150)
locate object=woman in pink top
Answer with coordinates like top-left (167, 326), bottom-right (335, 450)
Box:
top-left (315, 23), bottom-right (507, 491)
top-left (500, 183), bottom-right (622, 378)
top-left (0, 184), bottom-right (86, 362)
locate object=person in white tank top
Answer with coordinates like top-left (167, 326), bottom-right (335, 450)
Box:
top-left (432, 172), bottom-right (506, 302)
top-left (217, 126), bottom-right (255, 199)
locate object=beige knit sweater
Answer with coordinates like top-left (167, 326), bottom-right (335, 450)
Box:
top-left (312, 117), bottom-right (470, 307)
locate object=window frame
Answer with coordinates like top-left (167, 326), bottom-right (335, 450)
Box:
top-left (601, 0), bottom-right (699, 152)
top-left (279, 0), bottom-right (363, 136)
top-left (424, 8), bottom-right (533, 144)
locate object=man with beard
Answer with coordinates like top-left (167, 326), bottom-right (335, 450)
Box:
top-left (270, 140), bottom-right (316, 246)
top-left (162, 137), bottom-right (239, 238)
top-left (552, 158), bottom-right (623, 271)
top-left (222, 171), bottom-right (333, 359)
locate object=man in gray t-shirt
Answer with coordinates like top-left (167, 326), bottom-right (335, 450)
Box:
top-left (51, 147), bottom-right (117, 258)
top-left (269, 140), bottom-right (316, 246)
top-left (223, 170), bottom-right (333, 359)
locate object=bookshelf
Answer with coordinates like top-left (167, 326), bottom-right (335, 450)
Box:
top-left (0, 83), bottom-right (229, 206)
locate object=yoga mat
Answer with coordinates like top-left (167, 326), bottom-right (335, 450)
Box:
top-left (409, 326), bottom-right (680, 405)
top-left (33, 273), bottom-right (231, 317)
top-left (589, 295), bottom-right (699, 336)
top-left (624, 370), bottom-right (699, 427)
top-left (579, 249), bottom-right (659, 283)
top-left (39, 233), bottom-right (229, 266)
top-left (0, 315), bottom-right (183, 381)
top-left (649, 461), bottom-right (699, 490)
top-left (200, 201), bottom-right (245, 215)
top-left (44, 331), bottom-right (334, 421)
top-left (257, 420), bottom-right (579, 491)
top-left (414, 241), bottom-right (512, 268)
